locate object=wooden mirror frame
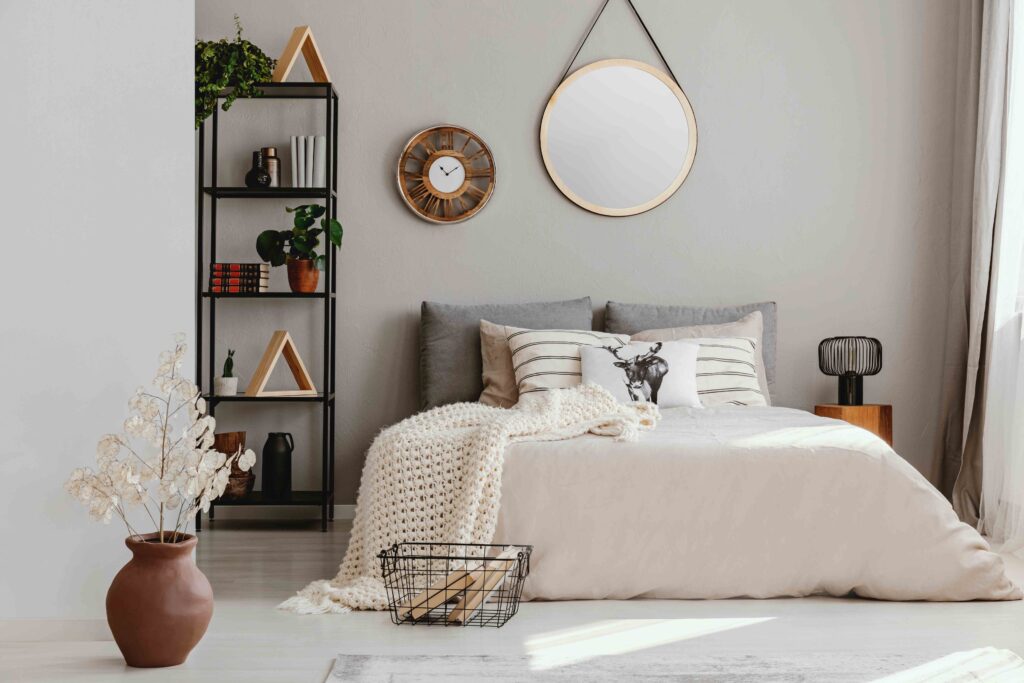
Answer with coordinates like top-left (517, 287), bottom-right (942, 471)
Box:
top-left (540, 59), bottom-right (698, 217)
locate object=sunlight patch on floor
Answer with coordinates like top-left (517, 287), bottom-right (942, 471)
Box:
top-left (524, 617), bottom-right (774, 671)
top-left (870, 647), bottom-right (1024, 682)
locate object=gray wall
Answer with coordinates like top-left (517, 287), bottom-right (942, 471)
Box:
top-left (196, 0), bottom-right (960, 504)
top-left (1, 0), bottom-right (193, 617)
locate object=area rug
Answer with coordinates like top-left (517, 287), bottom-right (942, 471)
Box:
top-left (328, 648), bottom-right (1024, 682)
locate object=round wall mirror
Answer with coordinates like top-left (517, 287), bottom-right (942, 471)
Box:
top-left (540, 59), bottom-right (697, 217)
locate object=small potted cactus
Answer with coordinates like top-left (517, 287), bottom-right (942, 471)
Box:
top-left (214, 349), bottom-right (238, 396)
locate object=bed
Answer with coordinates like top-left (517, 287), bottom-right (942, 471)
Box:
top-left (419, 298), bottom-right (1020, 602)
top-left (493, 405), bottom-right (1020, 601)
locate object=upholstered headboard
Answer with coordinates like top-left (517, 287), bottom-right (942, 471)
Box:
top-left (418, 298), bottom-right (777, 409)
top-left (604, 301), bottom-right (778, 386)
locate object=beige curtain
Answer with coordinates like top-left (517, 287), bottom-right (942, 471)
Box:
top-left (941, 0), bottom-right (1024, 535)
top-left (938, 0), bottom-right (983, 507)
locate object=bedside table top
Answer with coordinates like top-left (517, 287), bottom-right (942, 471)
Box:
top-left (815, 403), bottom-right (891, 409)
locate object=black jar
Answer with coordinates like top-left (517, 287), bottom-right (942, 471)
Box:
top-left (245, 150), bottom-right (271, 188)
top-left (262, 432), bottom-right (293, 500)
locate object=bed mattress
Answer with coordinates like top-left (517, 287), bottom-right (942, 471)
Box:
top-left (492, 406), bottom-right (1020, 601)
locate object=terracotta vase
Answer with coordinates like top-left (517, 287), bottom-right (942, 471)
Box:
top-left (106, 533), bottom-right (213, 668)
top-left (286, 258), bottom-right (319, 293)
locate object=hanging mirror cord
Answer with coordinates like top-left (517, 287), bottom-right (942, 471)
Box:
top-left (557, 0), bottom-right (681, 86)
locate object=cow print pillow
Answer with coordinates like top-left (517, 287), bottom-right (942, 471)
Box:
top-left (580, 341), bottom-right (701, 408)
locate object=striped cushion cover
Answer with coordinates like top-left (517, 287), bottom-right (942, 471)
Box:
top-left (691, 337), bottom-right (767, 406)
top-left (500, 325), bottom-right (630, 397)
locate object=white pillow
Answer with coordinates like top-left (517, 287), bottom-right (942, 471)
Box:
top-left (498, 325), bottom-right (630, 397)
top-left (631, 311), bottom-right (771, 405)
top-left (690, 337), bottom-right (767, 407)
top-left (580, 341), bottom-right (701, 408)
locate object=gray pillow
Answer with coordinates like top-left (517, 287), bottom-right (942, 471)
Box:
top-left (604, 301), bottom-right (778, 385)
top-left (420, 298), bottom-right (593, 409)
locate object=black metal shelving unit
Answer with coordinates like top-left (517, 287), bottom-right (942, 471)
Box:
top-left (196, 82), bottom-right (339, 532)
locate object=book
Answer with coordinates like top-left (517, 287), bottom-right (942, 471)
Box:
top-left (209, 284), bottom-right (269, 293)
top-left (290, 136), bottom-right (299, 188)
top-left (297, 135), bottom-right (306, 188)
top-left (211, 263), bottom-right (269, 273)
top-left (209, 276), bottom-right (270, 287)
top-left (305, 135), bottom-right (315, 189)
top-left (313, 135), bottom-right (326, 187)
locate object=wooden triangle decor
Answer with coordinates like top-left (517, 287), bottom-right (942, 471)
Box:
top-left (245, 330), bottom-right (318, 397)
top-left (271, 26), bottom-right (331, 83)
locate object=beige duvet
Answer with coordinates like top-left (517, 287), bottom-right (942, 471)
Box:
top-left (493, 406), bottom-right (1021, 602)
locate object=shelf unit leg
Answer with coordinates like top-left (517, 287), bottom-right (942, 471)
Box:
top-left (195, 511), bottom-right (202, 533)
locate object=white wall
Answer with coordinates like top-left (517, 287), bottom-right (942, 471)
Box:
top-left (0, 1), bottom-right (193, 618)
top-left (196, 0), bottom-right (961, 504)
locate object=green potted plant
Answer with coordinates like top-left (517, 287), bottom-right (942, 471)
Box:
top-left (195, 16), bottom-right (276, 129)
top-left (256, 204), bottom-right (343, 293)
top-left (214, 349), bottom-right (237, 396)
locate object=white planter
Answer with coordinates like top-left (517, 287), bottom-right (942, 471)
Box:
top-left (214, 377), bottom-right (238, 396)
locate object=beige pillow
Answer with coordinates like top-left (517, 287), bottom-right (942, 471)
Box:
top-left (479, 319), bottom-right (519, 408)
top-left (631, 311), bottom-right (772, 405)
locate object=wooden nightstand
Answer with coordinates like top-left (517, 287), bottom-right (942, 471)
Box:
top-left (814, 404), bottom-right (893, 446)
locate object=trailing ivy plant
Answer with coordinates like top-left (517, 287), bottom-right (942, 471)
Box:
top-left (257, 205), bottom-right (343, 271)
top-left (195, 16), bottom-right (276, 129)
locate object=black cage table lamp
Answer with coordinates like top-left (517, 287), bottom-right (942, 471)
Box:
top-left (818, 336), bottom-right (882, 405)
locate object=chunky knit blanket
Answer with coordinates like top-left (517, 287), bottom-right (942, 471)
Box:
top-left (278, 384), bottom-right (658, 614)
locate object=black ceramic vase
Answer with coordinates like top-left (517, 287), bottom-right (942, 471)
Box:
top-left (245, 151), bottom-right (271, 188)
top-left (262, 432), bottom-right (293, 500)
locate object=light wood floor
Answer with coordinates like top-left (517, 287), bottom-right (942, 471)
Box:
top-left (4, 520), bottom-right (1024, 682)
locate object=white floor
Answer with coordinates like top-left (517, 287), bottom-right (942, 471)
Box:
top-left (4, 520), bottom-right (1024, 682)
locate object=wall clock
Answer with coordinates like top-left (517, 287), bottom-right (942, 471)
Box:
top-left (397, 125), bottom-right (496, 223)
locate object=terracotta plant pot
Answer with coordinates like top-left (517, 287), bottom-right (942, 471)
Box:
top-left (106, 533), bottom-right (213, 668)
top-left (286, 258), bottom-right (319, 293)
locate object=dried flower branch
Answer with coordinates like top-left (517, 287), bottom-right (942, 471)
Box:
top-left (65, 335), bottom-right (255, 542)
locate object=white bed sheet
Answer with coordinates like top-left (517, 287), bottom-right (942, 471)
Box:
top-left (493, 406), bottom-right (1020, 601)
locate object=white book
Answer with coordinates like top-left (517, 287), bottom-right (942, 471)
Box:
top-left (313, 135), bottom-right (326, 188)
top-left (305, 135), bottom-right (315, 188)
top-left (296, 135), bottom-right (306, 188)
top-left (290, 136), bottom-right (299, 188)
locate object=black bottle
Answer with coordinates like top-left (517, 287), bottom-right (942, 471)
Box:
top-left (245, 150), bottom-right (271, 188)
top-left (262, 432), bottom-right (293, 500)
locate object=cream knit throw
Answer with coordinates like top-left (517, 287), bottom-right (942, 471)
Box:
top-left (278, 384), bottom-right (659, 614)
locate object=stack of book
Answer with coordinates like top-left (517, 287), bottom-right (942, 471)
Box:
top-left (209, 263), bottom-right (269, 293)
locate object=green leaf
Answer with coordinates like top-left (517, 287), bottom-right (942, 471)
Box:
top-left (256, 230), bottom-right (284, 264)
top-left (315, 254), bottom-right (326, 271)
top-left (293, 214), bottom-right (315, 229)
top-left (307, 205), bottom-right (326, 219)
top-left (327, 219), bottom-right (343, 247)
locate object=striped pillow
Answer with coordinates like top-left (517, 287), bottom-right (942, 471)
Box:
top-left (499, 325), bottom-right (630, 397)
top-left (692, 337), bottom-right (767, 406)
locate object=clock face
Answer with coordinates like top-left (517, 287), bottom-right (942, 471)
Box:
top-left (427, 156), bottom-right (465, 195)
top-left (398, 125), bottom-right (495, 223)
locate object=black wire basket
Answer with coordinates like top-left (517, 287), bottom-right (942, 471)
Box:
top-left (378, 542), bottom-right (532, 627)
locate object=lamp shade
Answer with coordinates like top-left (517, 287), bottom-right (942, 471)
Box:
top-left (818, 336), bottom-right (882, 406)
top-left (818, 336), bottom-right (882, 376)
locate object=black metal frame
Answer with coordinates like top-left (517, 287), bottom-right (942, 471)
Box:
top-left (195, 82), bottom-right (339, 532)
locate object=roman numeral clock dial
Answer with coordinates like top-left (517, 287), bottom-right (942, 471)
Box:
top-left (397, 125), bottom-right (496, 223)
